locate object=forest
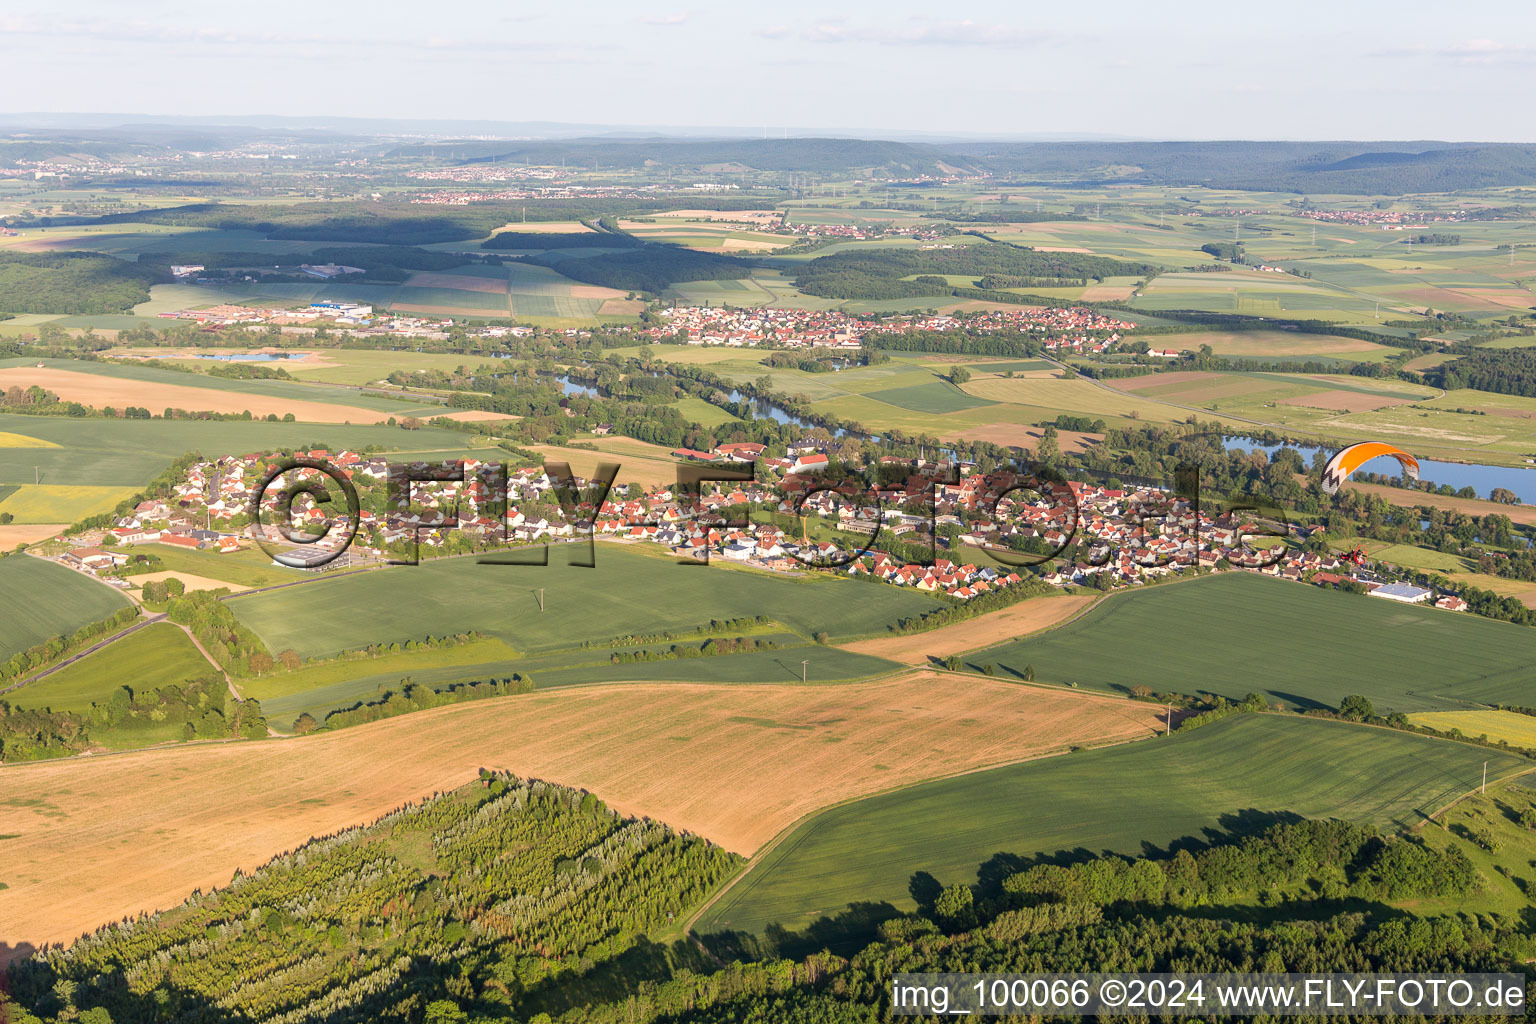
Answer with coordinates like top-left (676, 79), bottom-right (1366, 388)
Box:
top-left (482, 232), bottom-right (642, 251)
top-left (794, 242), bottom-right (1153, 300)
top-left (525, 246), bottom-right (749, 295)
top-left (1424, 347), bottom-right (1536, 397)
top-left (0, 252), bottom-right (167, 315)
top-left (6, 801), bottom-right (1526, 1024)
top-left (0, 673), bottom-right (268, 761)
top-left (2, 774), bottom-right (739, 1024)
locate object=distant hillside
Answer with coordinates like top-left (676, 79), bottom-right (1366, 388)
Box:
top-left (396, 137), bottom-right (1536, 193)
top-left (940, 140), bottom-right (1536, 194)
top-left (392, 137), bottom-right (981, 177)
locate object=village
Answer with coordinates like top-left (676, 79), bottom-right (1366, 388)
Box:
top-left (43, 435), bottom-right (1469, 614)
top-left (645, 304), bottom-right (1135, 353)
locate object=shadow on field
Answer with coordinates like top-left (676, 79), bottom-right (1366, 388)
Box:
top-left (701, 809), bottom-right (1313, 961)
top-left (517, 936), bottom-right (716, 1020)
top-left (701, 901), bottom-right (904, 962)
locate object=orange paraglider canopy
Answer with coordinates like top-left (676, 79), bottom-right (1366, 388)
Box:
top-left (1320, 442), bottom-right (1419, 495)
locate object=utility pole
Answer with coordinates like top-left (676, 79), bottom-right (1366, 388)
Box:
top-left (1482, 760), bottom-right (1487, 794)
top-left (1312, 225), bottom-right (1317, 245)
top-left (535, 588), bottom-right (544, 612)
top-left (1166, 704), bottom-right (1172, 736)
top-left (801, 659), bottom-right (808, 684)
top-left (35, 465), bottom-right (40, 485)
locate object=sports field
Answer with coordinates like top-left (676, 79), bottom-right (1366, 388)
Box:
top-left (0, 556), bottom-right (131, 661)
top-left (967, 573), bottom-right (1536, 713)
top-left (6, 623), bottom-right (214, 712)
top-left (697, 714), bottom-right (1526, 938)
top-left (0, 672), bottom-right (1163, 949)
top-left (229, 545), bottom-right (942, 660)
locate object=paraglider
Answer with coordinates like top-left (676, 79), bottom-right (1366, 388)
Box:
top-left (1320, 442), bottom-right (1419, 495)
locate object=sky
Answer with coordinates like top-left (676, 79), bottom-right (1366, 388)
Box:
top-left (4, 0), bottom-right (1535, 141)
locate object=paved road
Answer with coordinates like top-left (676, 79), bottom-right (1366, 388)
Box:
top-left (1, 612), bottom-right (164, 696)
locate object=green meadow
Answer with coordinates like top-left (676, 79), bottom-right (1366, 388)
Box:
top-left (229, 545), bottom-right (940, 660)
top-left (0, 555), bottom-right (131, 662)
top-left (698, 714), bottom-right (1526, 938)
top-left (968, 573), bottom-right (1536, 713)
top-left (7, 622), bottom-right (213, 712)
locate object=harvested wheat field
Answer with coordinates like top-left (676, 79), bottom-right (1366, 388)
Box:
top-left (1345, 482), bottom-right (1536, 526)
top-left (491, 220), bottom-right (594, 233)
top-left (655, 209), bottom-right (781, 223)
top-left (433, 410), bottom-right (521, 423)
top-left (532, 438), bottom-right (685, 487)
top-left (130, 570), bottom-right (247, 594)
top-left (569, 283), bottom-right (627, 299)
top-left (943, 422), bottom-right (1101, 453)
top-left (1080, 283), bottom-right (1138, 300)
top-left (0, 673), bottom-right (1160, 949)
top-left (1114, 371), bottom-right (1221, 393)
top-left (0, 523), bottom-right (66, 546)
top-left (1276, 390), bottom-right (1413, 412)
top-left (840, 594), bottom-right (1099, 665)
top-left (598, 298), bottom-right (646, 316)
top-left (0, 368), bottom-right (389, 425)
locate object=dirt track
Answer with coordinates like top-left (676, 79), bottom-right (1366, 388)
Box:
top-left (838, 595), bottom-right (1099, 664)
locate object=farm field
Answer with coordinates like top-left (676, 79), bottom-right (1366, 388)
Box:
top-left (0, 672), bottom-right (1163, 949)
top-left (967, 573), bottom-right (1536, 713)
top-left (1156, 329), bottom-right (1394, 362)
top-left (7, 356), bottom-right (436, 416)
top-left (0, 365), bottom-right (408, 425)
top-left (117, 348), bottom-right (499, 388)
top-left (0, 555), bottom-right (131, 661)
top-left (1344, 481), bottom-right (1536, 526)
top-left (0, 485), bottom-right (140, 523)
top-left (240, 635), bottom-right (519, 700)
top-left (228, 545), bottom-right (942, 660)
top-left (1407, 710), bottom-right (1536, 748)
top-left (528, 645), bottom-right (899, 688)
top-left (6, 623), bottom-right (214, 713)
top-left (0, 413), bottom-right (471, 488)
top-left (529, 438), bottom-right (686, 489)
top-left (1411, 781), bottom-right (1536, 919)
top-left (837, 593), bottom-right (1099, 666)
top-left (251, 631), bottom-right (898, 729)
top-left (0, 523), bottom-right (67, 546)
top-left (956, 376), bottom-right (1196, 424)
top-left (118, 544), bottom-right (311, 590)
top-left (697, 714), bottom-right (1525, 939)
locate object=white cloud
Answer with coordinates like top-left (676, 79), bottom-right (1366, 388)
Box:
top-left (639, 12), bottom-right (689, 26)
top-left (769, 17), bottom-right (1050, 49)
top-left (1372, 39), bottom-right (1536, 65)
